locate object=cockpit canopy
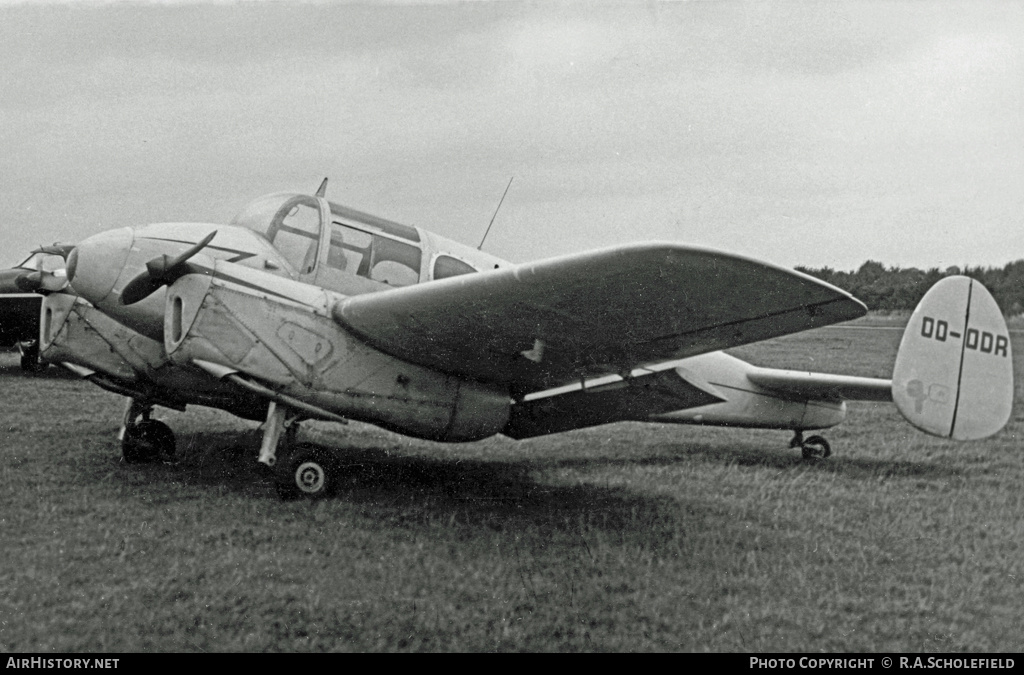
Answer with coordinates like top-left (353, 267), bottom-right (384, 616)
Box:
top-left (229, 192), bottom-right (428, 287)
top-left (230, 193), bottom-right (323, 275)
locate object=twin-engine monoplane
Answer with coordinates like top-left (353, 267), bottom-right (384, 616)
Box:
top-left (1, 181), bottom-right (1013, 499)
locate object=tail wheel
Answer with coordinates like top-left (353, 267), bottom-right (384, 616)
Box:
top-left (123, 420), bottom-right (176, 464)
top-left (275, 444), bottom-right (336, 500)
top-left (801, 435), bottom-right (831, 460)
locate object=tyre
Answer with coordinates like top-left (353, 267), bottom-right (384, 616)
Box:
top-left (19, 342), bottom-right (45, 373)
top-left (123, 420), bottom-right (176, 464)
top-left (275, 444), bottom-right (336, 500)
top-left (801, 435), bottom-right (831, 460)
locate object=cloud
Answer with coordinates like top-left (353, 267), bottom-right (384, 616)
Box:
top-left (0, 2), bottom-right (1021, 271)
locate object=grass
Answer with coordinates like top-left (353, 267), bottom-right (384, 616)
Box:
top-left (0, 325), bottom-right (1021, 652)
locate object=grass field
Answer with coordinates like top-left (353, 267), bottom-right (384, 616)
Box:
top-left (0, 325), bottom-right (1021, 652)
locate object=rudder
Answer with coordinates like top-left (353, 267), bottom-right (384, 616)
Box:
top-left (892, 276), bottom-right (1013, 440)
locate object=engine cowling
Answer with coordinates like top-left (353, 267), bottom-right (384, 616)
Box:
top-left (164, 261), bottom-right (511, 442)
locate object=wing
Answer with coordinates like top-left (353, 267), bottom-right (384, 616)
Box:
top-left (333, 243), bottom-right (867, 393)
top-left (0, 294), bottom-right (41, 346)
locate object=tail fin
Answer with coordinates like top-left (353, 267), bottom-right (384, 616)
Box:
top-left (892, 276), bottom-right (1013, 440)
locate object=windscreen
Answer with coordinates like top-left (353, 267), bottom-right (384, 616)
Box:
top-left (230, 193), bottom-right (323, 274)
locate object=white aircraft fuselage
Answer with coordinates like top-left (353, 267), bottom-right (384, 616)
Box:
top-left (67, 193), bottom-right (509, 342)
top-left (12, 186), bottom-right (1010, 499)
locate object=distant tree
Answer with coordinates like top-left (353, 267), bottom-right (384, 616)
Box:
top-left (793, 259), bottom-right (1024, 315)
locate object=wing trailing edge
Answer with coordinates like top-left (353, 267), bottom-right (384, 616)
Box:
top-left (504, 363), bottom-right (727, 439)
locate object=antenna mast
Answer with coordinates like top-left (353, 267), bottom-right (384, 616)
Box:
top-left (477, 177), bottom-right (513, 251)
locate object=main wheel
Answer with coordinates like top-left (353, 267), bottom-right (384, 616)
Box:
top-left (123, 420), bottom-right (176, 464)
top-left (801, 435), bottom-right (831, 460)
top-left (275, 444), bottom-right (337, 500)
top-left (19, 342), bottom-right (45, 373)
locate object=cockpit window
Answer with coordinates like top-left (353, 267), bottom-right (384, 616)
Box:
top-left (230, 192), bottom-right (425, 284)
top-left (326, 221), bottom-right (422, 287)
top-left (328, 202), bottom-right (420, 242)
top-left (433, 255), bottom-right (478, 280)
top-left (269, 200), bottom-right (321, 274)
top-left (230, 193), bottom-right (323, 275)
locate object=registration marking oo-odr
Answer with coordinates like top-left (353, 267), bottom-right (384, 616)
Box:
top-left (920, 315), bottom-right (1009, 357)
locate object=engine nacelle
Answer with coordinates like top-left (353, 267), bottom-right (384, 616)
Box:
top-left (38, 292), bottom-right (268, 416)
top-left (39, 293), bottom-right (149, 383)
top-left (164, 262), bottom-right (511, 442)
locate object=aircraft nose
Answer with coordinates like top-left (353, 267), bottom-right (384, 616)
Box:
top-left (66, 227), bottom-right (135, 305)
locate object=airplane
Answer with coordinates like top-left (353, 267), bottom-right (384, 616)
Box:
top-left (1, 179), bottom-right (1013, 499)
top-left (0, 247), bottom-right (71, 371)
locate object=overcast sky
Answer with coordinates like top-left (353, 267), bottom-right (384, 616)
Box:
top-left (1, 1), bottom-right (1022, 272)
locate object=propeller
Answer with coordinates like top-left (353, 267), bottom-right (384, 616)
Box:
top-left (119, 230), bottom-right (217, 305)
top-left (14, 253), bottom-right (44, 292)
top-left (14, 245), bottom-right (73, 293)
top-left (14, 270), bottom-right (44, 292)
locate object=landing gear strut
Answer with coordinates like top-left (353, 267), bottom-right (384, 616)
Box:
top-left (258, 401), bottom-right (337, 500)
top-left (790, 430), bottom-right (832, 460)
top-left (120, 398), bottom-right (176, 463)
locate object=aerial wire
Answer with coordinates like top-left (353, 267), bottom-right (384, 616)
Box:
top-left (477, 177), bottom-right (514, 251)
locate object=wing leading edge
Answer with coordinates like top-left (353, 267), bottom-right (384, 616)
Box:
top-left (333, 243), bottom-right (867, 393)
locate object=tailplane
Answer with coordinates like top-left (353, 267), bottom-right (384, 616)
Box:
top-left (892, 276), bottom-right (1013, 440)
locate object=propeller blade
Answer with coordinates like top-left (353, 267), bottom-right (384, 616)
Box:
top-left (14, 270), bottom-right (68, 294)
top-left (11, 252), bottom-right (49, 292)
top-left (119, 230), bottom-right (217, 305)
top-left (150, 230), bottom-right (218, 281)
top-left (119, 273), bottom-right (169, 306)
top-left (172, 229), bottom-right (217, 268)
top-left (15, 271), bottom-right (43, 292)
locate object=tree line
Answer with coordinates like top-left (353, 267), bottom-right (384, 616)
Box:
top-left (794, 260), bottom-right (1024, 315)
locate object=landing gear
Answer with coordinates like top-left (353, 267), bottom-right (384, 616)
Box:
top-left (123, 419), bottom-right (176, 463)
top-left (274, 444), bottom-right (338, 500)
top-left (120, 398), bottom-right (176, 463)
top-left (256, 401), bottom-right (300, 469)
top-left (789, 431), bottom-right (832, 460)
top-left (18, 341), bottom-right (45, 373)
top-left (258, 401), bottom-right (337, 500)
top-left (800, 435), bottom-right (831, 460)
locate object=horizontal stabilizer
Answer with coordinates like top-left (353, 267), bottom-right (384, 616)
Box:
top-left (746, 368), bottom-right (892, 402)
top-left (892, 276), bottom-right (1013, 440)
